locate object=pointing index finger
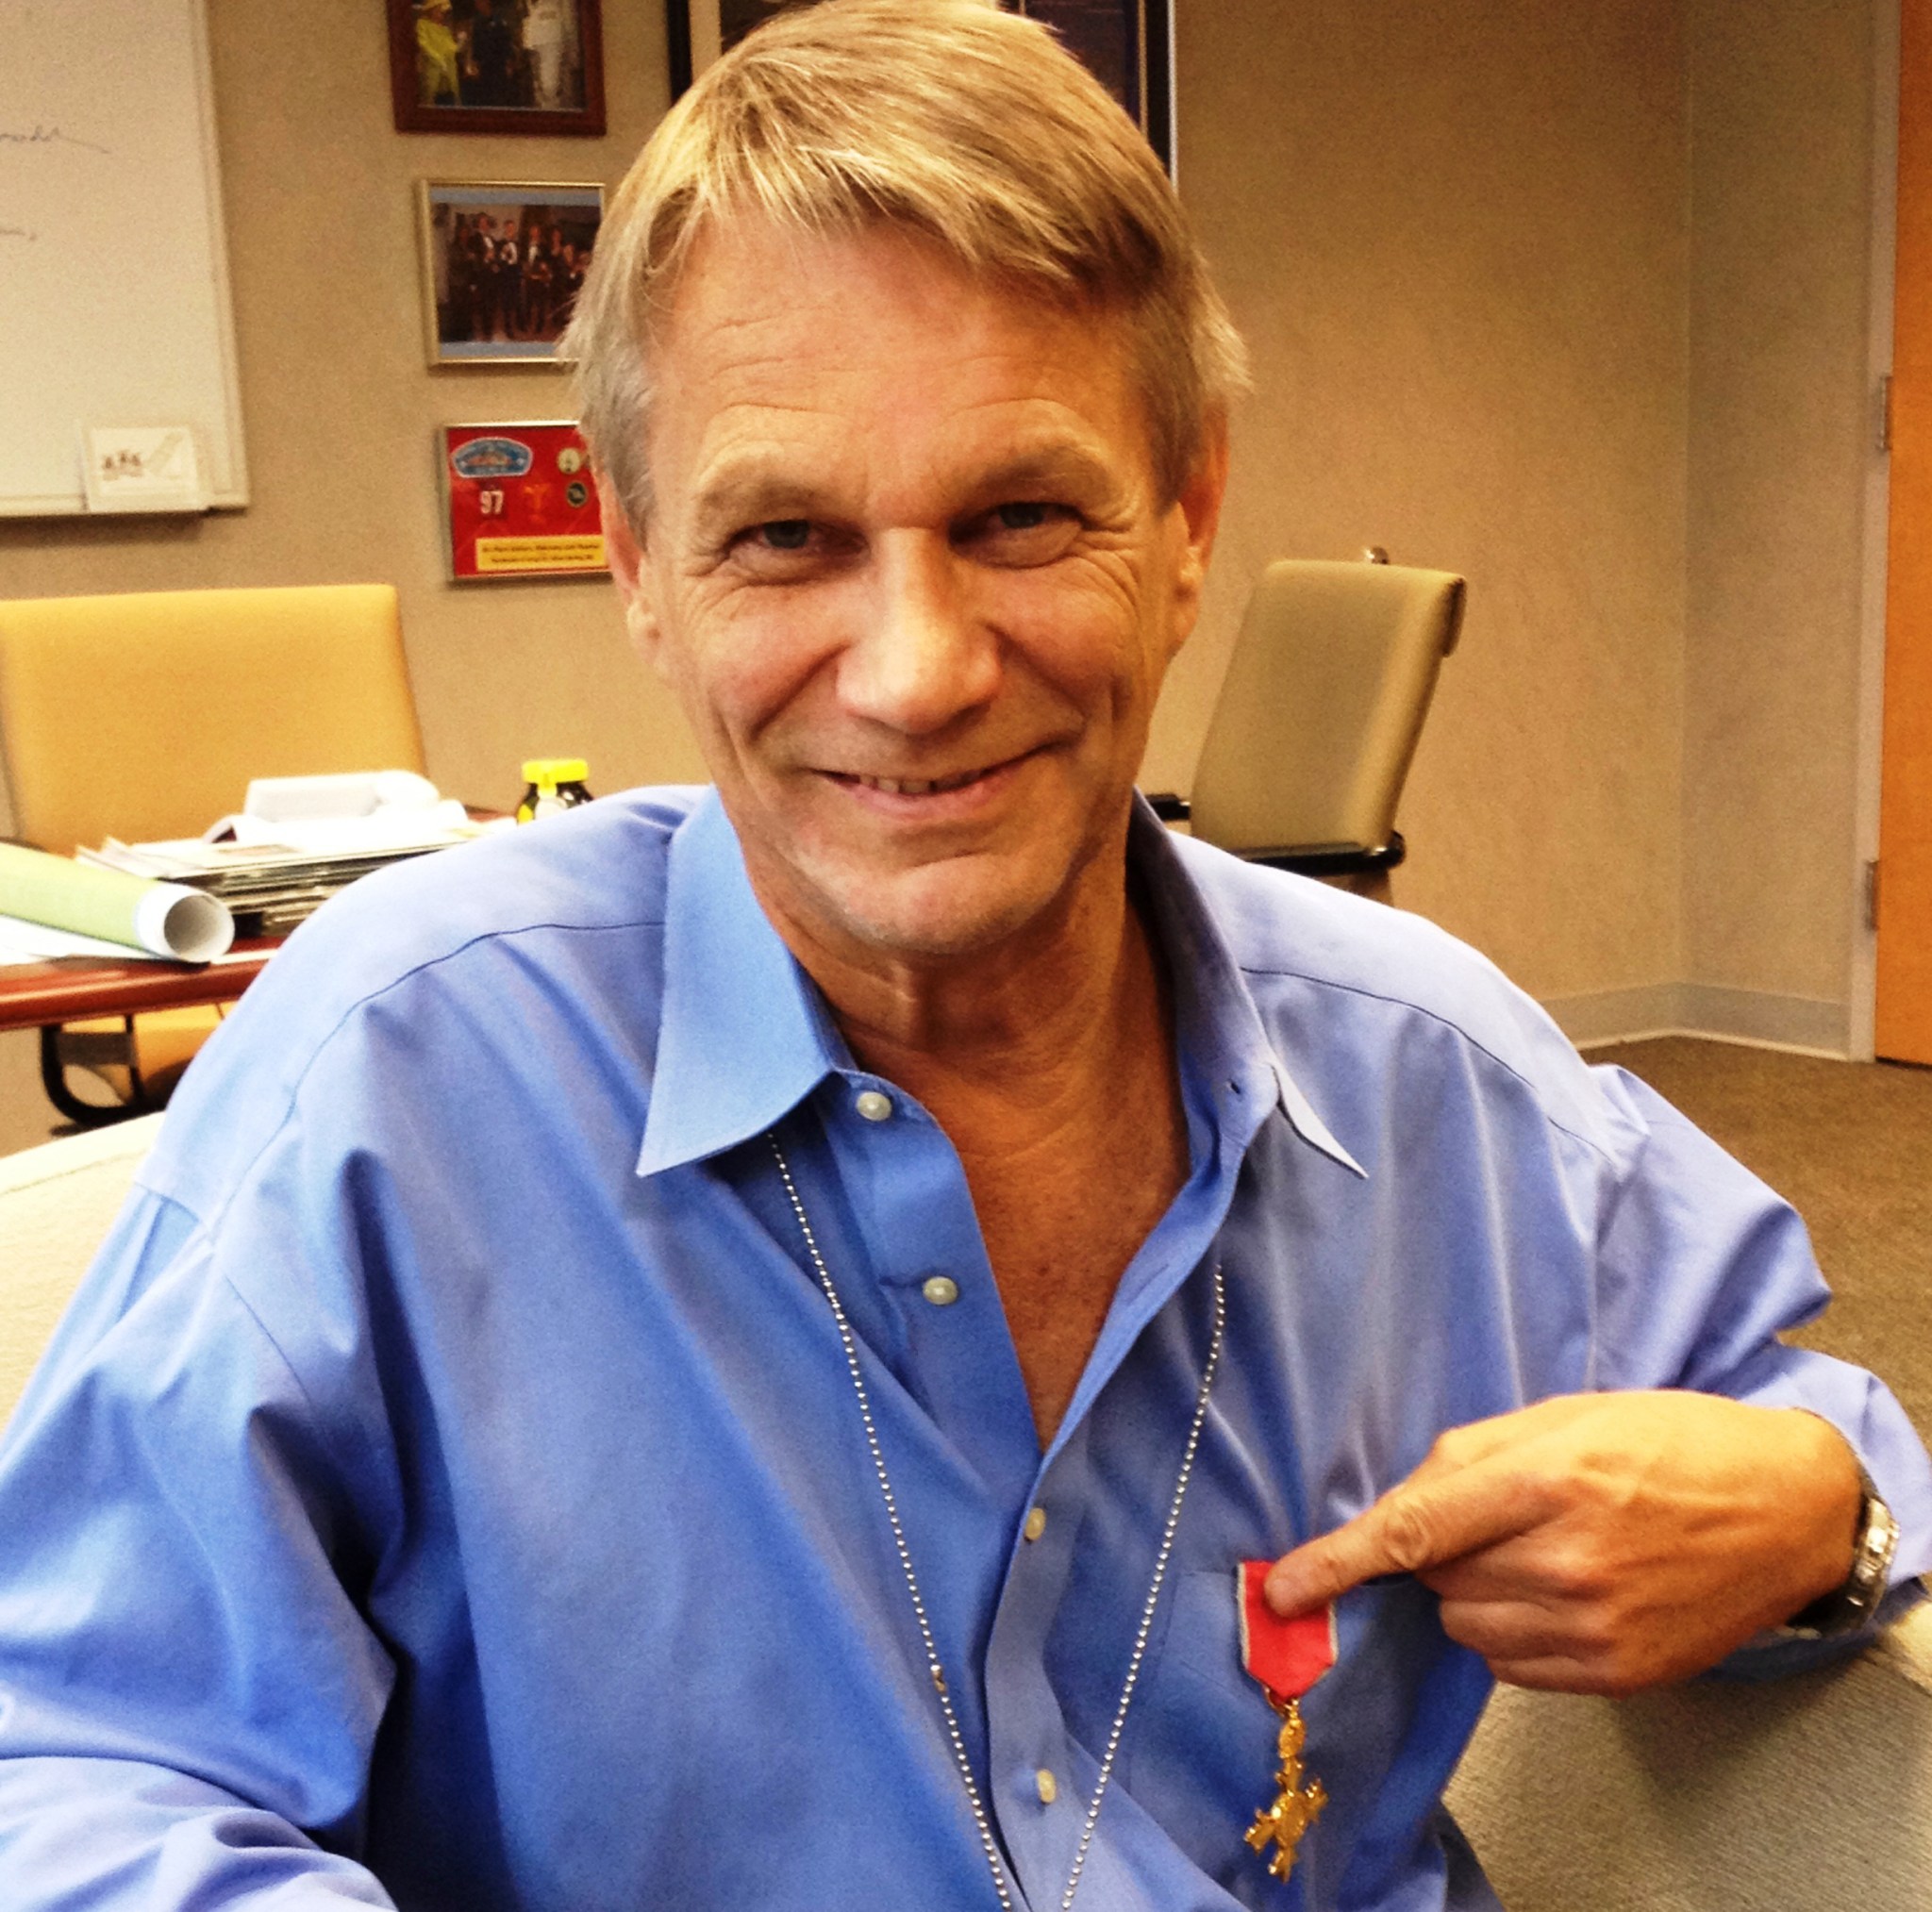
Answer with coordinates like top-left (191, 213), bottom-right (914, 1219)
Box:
top-left (1263, 1458), bottom-right (1544, 1617)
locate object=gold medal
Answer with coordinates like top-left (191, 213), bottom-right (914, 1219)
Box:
top-left (1244, 1695), bottom-right (1328, 1883)
top-left (1238, 1560), bottom-right (1335, 1888)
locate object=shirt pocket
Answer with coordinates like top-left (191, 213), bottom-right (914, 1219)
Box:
top-left (1127, 1563), bottom-right (1460, 1908)
top-left (1127, 1566), bottom-right (1296, 1877)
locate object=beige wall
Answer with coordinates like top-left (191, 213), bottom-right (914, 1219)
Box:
top-left (1165, 0), bottom-right (1690, 1002)
top-left (1684, 0), bottom-right (1881, 1025)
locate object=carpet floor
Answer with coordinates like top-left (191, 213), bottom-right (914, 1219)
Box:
top-left (1590, 1038), bottom-right (1932, 1442)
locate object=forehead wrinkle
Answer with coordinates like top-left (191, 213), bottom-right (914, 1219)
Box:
top-left (681, 390), bottom-right (855, 499)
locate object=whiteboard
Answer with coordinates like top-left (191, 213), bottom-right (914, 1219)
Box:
top-left (0, 0), bottom-right (247, 516)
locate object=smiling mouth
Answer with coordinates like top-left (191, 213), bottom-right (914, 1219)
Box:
top-left (823, 743), bottom-right (1053, 803)
top-left (845, 768), bottom-right (989, 796)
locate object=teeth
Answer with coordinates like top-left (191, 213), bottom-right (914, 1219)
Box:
top-left (856, 769), bottom-right (982, 795)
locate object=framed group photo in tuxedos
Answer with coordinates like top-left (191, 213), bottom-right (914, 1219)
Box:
top-left (417, 180), bottom-right (605, 366)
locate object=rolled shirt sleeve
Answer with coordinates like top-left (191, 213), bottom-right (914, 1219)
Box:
top-left (1585, 1062), bottom-right (1932, 1607)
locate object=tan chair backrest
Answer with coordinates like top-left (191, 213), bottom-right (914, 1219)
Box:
top-left (0, 1114), bottom-right (162, 1431)
top-left (1445, 1601), bottom-right (1932, 1909)
top-left (1188, 559), bottom-right (1465, 858)
top-left (0, 584), bottom-right (425, 854)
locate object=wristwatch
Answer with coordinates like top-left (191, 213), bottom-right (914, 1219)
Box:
top-left (1789, 1472), bottom-right (1899, 1637)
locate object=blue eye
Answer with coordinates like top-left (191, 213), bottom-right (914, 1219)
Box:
top-left (995, 503), bottom-right (1050, 530)
top-left (760, 520), bottom-right (811, 550)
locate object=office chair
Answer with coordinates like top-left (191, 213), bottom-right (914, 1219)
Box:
top-left (1152, 557), bottom-right (1466, 903)
top-left (0, 584), bottom-right (425, 1122)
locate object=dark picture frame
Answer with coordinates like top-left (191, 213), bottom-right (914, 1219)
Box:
top-left (665, 0), bottom-right (1172, 172)
top-left (389, 0), bottom-right (607, 137)
top-left (417, 180), bottom-right (605, 366)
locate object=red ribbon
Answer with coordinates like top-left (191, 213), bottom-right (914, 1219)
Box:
top-left (1239, 1560), bottom-right (1336, 1705)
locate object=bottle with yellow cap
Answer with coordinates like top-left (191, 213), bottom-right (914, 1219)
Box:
top-left (516, 758), bottom-right (593, 823)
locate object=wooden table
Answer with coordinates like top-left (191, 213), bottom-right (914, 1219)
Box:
top-left (0, 940), bottom-right (278, 1035)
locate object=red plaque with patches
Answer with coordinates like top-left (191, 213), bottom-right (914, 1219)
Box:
top-left (441, 422), bottom-right (608, 582)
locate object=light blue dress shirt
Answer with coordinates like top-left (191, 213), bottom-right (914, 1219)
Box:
top-left (0, 788), bottom-right (1925, 1911)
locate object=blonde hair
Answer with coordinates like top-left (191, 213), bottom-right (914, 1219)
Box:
top-left (562, 0), bottom-right (1246, 527)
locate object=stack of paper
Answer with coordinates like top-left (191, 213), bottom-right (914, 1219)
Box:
top-left (0, 775), bottom-right (495, 964)
top-left (81, 818), bottom-right (482, 939)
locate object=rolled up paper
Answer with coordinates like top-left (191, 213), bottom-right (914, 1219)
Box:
top-left (0, 841), bottom-right (234, 962)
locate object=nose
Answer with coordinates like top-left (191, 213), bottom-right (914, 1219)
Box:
top-left (836, 533), bottom-right (1000, 735)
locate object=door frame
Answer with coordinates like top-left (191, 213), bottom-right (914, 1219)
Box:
top-left (1849, 0), bottom-right (1904, 1063)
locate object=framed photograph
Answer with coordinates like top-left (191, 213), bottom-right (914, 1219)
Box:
top-left (389, 0), bottom-right (606, 136)
top-left (418, 181), bottom-right (604, 366)
top-left (666, 0), bottom-right (1171, 171)
top-left (1018, 1), bottom-right (1170, 171)
top-left (439, 422), bottom-right (609, 581)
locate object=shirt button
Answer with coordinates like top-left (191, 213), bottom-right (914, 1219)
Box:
top-left (1023, 1506), bottom-right (1047, 1542)
top-left (1035, 1768), bottom-right (1058, 1804)
top-left (855, 1089), bottom-right (893, 1122)
top-left (921, 1275), bottom-right (960, 1307)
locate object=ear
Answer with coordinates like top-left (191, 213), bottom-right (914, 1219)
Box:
top-left (597, 474), bottom-right (669, 677)
top-left (1166, 413), bottom-right (1230, 655)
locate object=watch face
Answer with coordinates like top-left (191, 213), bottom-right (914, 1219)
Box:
top-left (1839, 1488), bottom-right (1899, 1628)
top-left (1790, 1483), bottom-right (1897, 1637)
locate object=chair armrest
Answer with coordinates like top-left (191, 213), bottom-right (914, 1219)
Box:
top-left (1246, 831), bottom-right (1407, 878)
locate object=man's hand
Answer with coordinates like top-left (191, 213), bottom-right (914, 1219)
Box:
top-left (1264, 1392), bottom-right (1865, 1695)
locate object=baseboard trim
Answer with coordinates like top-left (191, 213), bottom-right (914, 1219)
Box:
top-left (1541, 983), bottom-right (1849, 1058)
top-left (1539, 985), bottom-right (1683, 1049)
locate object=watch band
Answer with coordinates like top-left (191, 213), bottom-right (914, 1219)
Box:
top-left (1790, 1473), bottom-right (1899, 1637)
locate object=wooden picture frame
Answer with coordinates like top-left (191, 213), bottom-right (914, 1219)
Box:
top-left (666, 0), bottom-right (1172, 171)
top-left (390, 0), bottom-right (607, 137)
top-left (417, 180), bottom-right (605, 367)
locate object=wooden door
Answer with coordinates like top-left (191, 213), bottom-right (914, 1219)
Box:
top-left (1879, 0), bottom-right (1932, 1062)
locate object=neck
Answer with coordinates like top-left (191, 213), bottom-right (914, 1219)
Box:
top-left (754, 824), bottom-right (1189, 1445)
top-left (758, 854), bottom-right (1160, 1148)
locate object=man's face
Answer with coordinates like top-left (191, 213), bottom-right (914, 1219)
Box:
top-left (605, 218), bottom-right (1224, 972)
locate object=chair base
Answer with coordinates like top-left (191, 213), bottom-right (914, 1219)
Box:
top-left (39, 1005), bottom-right (222, 1127)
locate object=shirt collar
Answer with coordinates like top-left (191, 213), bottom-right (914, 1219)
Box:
top-left (1124, 799), bottom-right (1366, 1180)
top-left (637, 789), bottom-right (846, 1177)
top-left (637, 787), bottom-right (1364, 1182)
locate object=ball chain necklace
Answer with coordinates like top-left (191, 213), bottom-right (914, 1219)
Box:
top-left (769, 1133), bottom-right (1227, 1911)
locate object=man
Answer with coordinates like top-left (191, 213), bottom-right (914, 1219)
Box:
top-left (0, 5), bottom-right (1924, 1907)
top-left (492, 215), bottom-right (522, 340)
top-left (461, 0), bottom-right (522, 108)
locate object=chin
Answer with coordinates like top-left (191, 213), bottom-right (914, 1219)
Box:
top-left (808, 856), bottom-right (1068, 964)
